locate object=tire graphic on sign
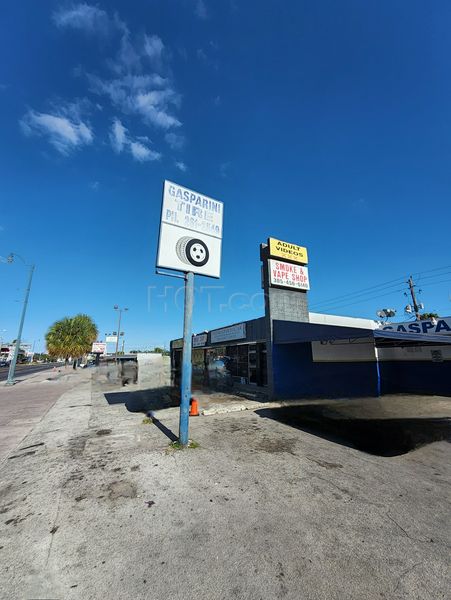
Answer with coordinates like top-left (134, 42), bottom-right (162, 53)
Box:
top-left (176, 237), bottom-right (210, 267)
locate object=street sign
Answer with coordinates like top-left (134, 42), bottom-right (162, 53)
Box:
top-left (268, 237), bottom-right (308, 264)
top-left (156, 180), bottom-right (223, 278)
top-left (92, 342), bottom-right (107, 354)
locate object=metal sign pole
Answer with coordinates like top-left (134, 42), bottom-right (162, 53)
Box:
top-left (179, 271), bottom-right (194, 445)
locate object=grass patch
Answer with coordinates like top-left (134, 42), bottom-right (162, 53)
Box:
top-left (169, 440), bottom-right (200, 450)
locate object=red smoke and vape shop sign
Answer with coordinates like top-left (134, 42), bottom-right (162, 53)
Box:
top-left (269, 259), bottom-right (310, 290)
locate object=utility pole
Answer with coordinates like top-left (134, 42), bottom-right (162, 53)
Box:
top-left (407, 276), bottom-right (421, 319)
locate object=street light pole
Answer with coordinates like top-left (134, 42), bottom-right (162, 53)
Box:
top-left (6, 255), bottom-right (35, 386)
top-left (113, 306), bottom-right (128, 360)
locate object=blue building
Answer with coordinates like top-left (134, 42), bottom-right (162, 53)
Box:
top-left (170, 238), bottom-right (451, 399)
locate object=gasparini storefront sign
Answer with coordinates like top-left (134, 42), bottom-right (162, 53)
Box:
top-left (156, 180), bottom-right (223, 278)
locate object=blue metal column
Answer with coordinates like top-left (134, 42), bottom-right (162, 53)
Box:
top-left (375, 344), bottom-right (381, 397)
top-left (179, 271), bottom-right (194, 445)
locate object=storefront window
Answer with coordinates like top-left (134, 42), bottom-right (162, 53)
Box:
top-left (226, 344), bottom-right (249, 380)
top-left (192, 348), bottom-right (206, 387)
top-left (205, 346), bottom-right (231, 388)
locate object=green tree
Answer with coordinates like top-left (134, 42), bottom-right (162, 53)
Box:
top-left (45, 314), bottom-right (98, 369)
top-left (419, 312), bottom-right (440, 321)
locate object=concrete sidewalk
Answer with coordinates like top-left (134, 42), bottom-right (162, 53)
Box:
top-left (0, 374), bottom-right (450, 599)
top-left (0, 367), bottom-right (91, 463)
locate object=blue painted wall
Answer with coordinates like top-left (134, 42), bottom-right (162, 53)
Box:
top-left (272, 342), bottom-right (451, 398)
top-left (272, 342), bottom-right (378, 398)
top-left (380, 361), bottom-right (451, 396)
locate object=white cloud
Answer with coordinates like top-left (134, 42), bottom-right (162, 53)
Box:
top-left (129, 141), bottom-right (161, 162)
top-left (87, 29), bottom-right (182, 131)
top-left (90, 181), bottom-right (99, 190)
top-left (175, 161), bottom-right (187, 172)
top-left (165, 132), bottom-right (185, 150)
top-left (144, 34), bottom-right (164, 62)
top-left (134, 91), bottom-right (181, 129)
top-left (20, 109), bottom-right (93, 155)
top-left (53, 3), bottom-right (111, 34)
top-left (110, 117), bottom-right (127, 153)
top-left (195, 0), bottom-right (208, 19)
top-left (51, 5), bottom-right (184, 152)
top-left (109, 118), bottom-right (161, 162)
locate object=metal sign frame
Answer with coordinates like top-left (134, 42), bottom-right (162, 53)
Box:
top-left (156, 180), bottom-right (223, 445)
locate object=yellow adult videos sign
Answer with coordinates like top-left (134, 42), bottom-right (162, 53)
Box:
top-left (268, 238), bottom-right (308, 265)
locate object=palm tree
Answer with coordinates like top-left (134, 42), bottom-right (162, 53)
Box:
top-left (45, 314), bottom-right (98, 369)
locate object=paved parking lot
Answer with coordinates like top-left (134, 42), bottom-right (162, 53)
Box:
top-left (0, 375), bottom-right (449, 599)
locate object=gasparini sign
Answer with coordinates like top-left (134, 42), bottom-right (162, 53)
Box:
top-left (156, 180), bottom-right (223, 278)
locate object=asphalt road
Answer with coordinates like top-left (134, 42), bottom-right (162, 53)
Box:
top-left (0, 362), bottom-right (61, 382)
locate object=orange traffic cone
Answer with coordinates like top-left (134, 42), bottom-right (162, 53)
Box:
top-left (189, 397), bottom-right (199, 417)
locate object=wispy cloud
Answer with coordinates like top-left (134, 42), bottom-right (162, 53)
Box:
top-left (220, 161), bottom-right (230, 178)
top-left (144, 34), bottom-right (165, 64)
top-left (53, 3), bottom-right (112, 35)
top-left (43, 5), bottom-right (185, 162)
top-left (196, 45), bottom-right (218, 70)
top-left (165, 132), bottom-right (185, 150)
top-left (110, 117), bottom-right (127, 153)
top-left (20, 103), bottom-right (93, 155)
top-left (175, 161), bottom-right (187, 172)
top-left (197, 48), bottom-right (207, 62)
top-left (109, 118), bottom-right (161, 162)
top-left (195, 0), bottom-right (208, 19)
top-left (90, 180), bottom-right (99, 190)
top-left (129, 141), bottom-right (161, 162)
top-left (86, 21), bottom-right (182, 132)
top-left (352, 197), bottom-right (369, 212)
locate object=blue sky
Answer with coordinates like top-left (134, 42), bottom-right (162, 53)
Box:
top-left (1, 0), bottom-right (451, 352)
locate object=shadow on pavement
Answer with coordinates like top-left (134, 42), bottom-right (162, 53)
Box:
top-left (150, 416), bottom-right (178, 442)
top-left (104, 386), bottom-right (178, 413)
top-left (256, 405), bottom-right (451, 456)
top-left (104, 386), bottom-right (180, 442)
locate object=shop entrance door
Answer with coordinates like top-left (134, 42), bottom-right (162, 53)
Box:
top-left (248, 345), bottom-right (257, 384)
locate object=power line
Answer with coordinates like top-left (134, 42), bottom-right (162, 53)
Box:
top-left (314, 286), bottom-right (408, 314)
top-left (309, 277), bottom-right (408, 310)
top-left (418, 278), bottom-right (451, 289)
top-left (415, 270), bottom-right (451, 283)
top-left (413, 264), bottom-right (451, 278)
top-left (313, 277), bottom-right (451, 315)
top-left (310, 264), bottom-right (451, 311)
